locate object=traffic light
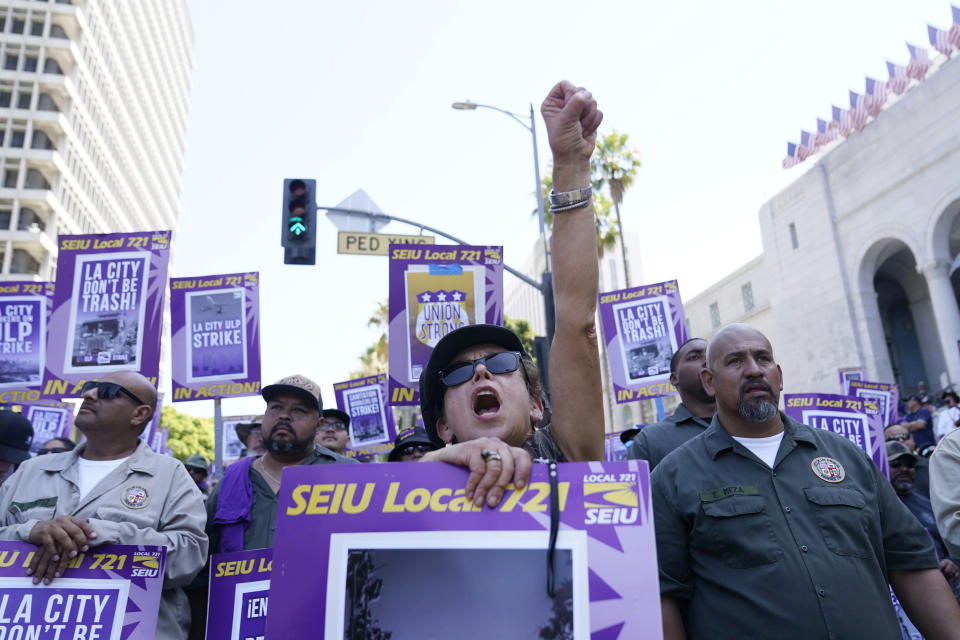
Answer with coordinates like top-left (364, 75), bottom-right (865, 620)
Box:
top-left (282, 178), bottom-right (317, 265)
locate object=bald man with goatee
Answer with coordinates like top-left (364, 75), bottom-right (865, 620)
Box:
top-left (0, 371), bottom-right (208, 640)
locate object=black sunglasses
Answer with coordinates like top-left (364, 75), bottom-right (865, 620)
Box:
top-left (81, 380), bottom-right (147, 406)
top-left (37, 447), bottom-right (67, 455)
top-left (398, 443), bottom-right (434, 457)
top-left (889, 458), bottom-right (917, 470)
top-left (885, 433), bottom-right (911, 442)
top-left (439, 351), bottom-right (522, 388)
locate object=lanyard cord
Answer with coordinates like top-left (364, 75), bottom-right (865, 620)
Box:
top-left (546, 460), bottom-right (560, 598)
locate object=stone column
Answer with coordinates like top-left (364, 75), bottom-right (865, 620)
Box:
top-left (918, 260), bottom-right (960, 387)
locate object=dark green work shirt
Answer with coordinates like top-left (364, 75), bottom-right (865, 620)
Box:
top-left (652, 413), bottom-right (937, 640)
top-left (626, 403), bottom-right (711, 470)
top-left (205, 446), bottom-right (355, 553)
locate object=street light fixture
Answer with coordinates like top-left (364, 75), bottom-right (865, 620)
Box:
top-left (451, 99), bottom-right (555, 379)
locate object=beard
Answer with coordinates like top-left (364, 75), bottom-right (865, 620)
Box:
top-left (738, 382), bottom-right (778, 423)
top-left (263, 423), bottom-right (315, 455)
top-left (892, 476), bottom-right (914, 494)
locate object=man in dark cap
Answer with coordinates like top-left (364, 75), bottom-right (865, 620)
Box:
top-left (417, 80), bottom-right (605, 509)
top-left (0, 410), bottom-right (33, 484)
top-left (388, 427), bottom-right (439, 462)
top-left (206, 374), bottom-right (356, 554)
top-left (316, 408), bottom-right (351, 456)
top-left (183, 454), bottom-right (210, 495)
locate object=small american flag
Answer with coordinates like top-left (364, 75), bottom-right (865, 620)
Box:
top-left (848, 91), bottom-right (869, 132)
top-left (830, 105), bottom-right (851, 136)
top-left (950, 5), bottom-right (960, 49)
top-left (886, 61), bottom-right (910, 95)
top-left (864, 77), bottom-right (887, 117)
top-left (783, 142), bottom-right (800, 169)
top-left (906, 43), bottom-right (932, 80)
top-left (797, 130), bottom-right (817, 161)
top-left (928, 24), bottom-right (953, 56)
top-left (814, 118), bottom-right (838, 146)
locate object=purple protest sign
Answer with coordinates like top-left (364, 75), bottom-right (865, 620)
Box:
top-left (598, 280), bottom-right (688, 404)
top-left (838, 367), bottom-right (865, 395)
top-left (0, 541), bottom-right (165, 640)
top-left (0, 282), bottom-right (53, 404)
top-left (41, 232), bottom-right (171, 399)
top-left (388, 245), bottom-right (503, 406)
top-left (784, 393), bottom-right (889, 478)
top-left (170, 272), bottom-right (261, 402)
top-left (333, 374), bottom-right (396, 458)
top-left (265, 460), bottom-right (661, 639)
top-left (206, 548), bottom-right (272, 640)
top-left (22, 401), bottom-right (73, 454)
top-left (848, 379), bottom-right (900, 426)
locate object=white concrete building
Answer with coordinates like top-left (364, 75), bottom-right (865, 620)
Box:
top-left (0, 0), bottom-right (193, 280)
top-left (685, 53), bottom-right (960, 401)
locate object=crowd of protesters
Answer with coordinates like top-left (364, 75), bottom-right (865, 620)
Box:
top-left (0, 81), bottom-right (955, 640)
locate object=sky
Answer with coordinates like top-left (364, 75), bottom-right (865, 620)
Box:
top-left (171, 0), bottom-right (959, 418)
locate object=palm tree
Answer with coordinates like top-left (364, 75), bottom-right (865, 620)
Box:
top-left (350, 299), bottom-right (389, 377)
top-left (592, 131), bottom-right (641, 287)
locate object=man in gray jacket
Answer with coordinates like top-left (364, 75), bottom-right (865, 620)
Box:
top-left (0, 371), bottom-right (208, 640)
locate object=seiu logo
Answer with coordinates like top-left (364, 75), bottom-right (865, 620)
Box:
top-left (132, 554), bottom-right (160, 577)
top-left (584, 481), bottom-right (639, 525)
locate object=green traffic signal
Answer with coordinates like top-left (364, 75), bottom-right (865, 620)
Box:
top-left (289, 216), bottom-right (306, 236)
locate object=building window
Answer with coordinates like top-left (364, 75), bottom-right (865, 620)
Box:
top-left (50, 24), bottom-right (67, 39)
top-left (16, 92), bottom-right (31, 109)
top-left (0, 91), bottom-right (10, 107)
top-left (10, 249), bottom-right (39, 274)
top-left (710, 302), bottom-right (721, 329)
top-left (789, 222), bottom-right (799, 250)
top-left (30, 21), bottom-right (43, 37)
top-left (36, 93), bottom-right (57, 111)
top-left (4, 55), bottom-right (18, 71)
top-left (11, 19), bottom-right (24, 34)
top-left (3, 170), bottom-right (17, 188)
top-left (31, 130), bottom-right (54, 150)
top-left (24, 169), bottom-right (50, 189)
top-left (10, 130), bottom-right (25, 147)
top-left (0, 209), bottom-right (11, 229)
top-left (741, 282), bottom-right (755, 312)
top-left (23, 56), bottom-right (37, 72)
top-left (42, 58), bottom-right (62, 74)
top-left (17, 207), bottom-right (44, 231)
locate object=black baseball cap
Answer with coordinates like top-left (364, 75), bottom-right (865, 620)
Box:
top-left (387, 427), bottom-right (439, 462)
top-left (0, 410), bottom-right (33, 465)
top-left (418, 324), bottom-right (526, 447)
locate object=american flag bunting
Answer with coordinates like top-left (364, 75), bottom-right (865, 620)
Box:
top-left (928, 24), bottom-right (954, 56)
top-left (783, 142), bottom-right (800, 169)
top-left (814, 118), bottom-right (838, 146)
top-left (886, 61), bottom-right (910, 95)
top-left (951, 5), bottom-right (960, 49)
top-left (848, 91), bottom-right (868, 132)
top-left (864, 77), bottom-right (887, 117)
top-left (906, 43), bottom-right (932, 80)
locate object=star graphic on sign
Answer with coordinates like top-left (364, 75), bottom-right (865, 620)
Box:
top-left (452, 291), bottom-right (463, 301)
top-left (437, 291), bottom-right (447, 301)
top-left (419, 292), bottom-right (432, 302)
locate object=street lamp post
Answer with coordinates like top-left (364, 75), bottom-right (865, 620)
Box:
top-left (451, 100), bottom-right (556, 380)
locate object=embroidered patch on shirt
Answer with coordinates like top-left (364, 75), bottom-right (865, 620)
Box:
top-left (810, 457), bottom-right (845, 483)
top-left (8, 497), bottom-right (57, 514)
top-left (699, 485), bottom-right (760, 502)
top-left (121, 485), bottom-right (150, 509)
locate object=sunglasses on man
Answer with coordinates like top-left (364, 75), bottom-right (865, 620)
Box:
top-left (80, 380), bottom-right (147, 406)
top-left (36, 447), bottom-right (68, 455)
top-left (397, 443), bottom-right (433, 457)
top-left (321, 420), bottom-right (348, 432)
top-left (439, 351), bottom-right (522, 388)
top-left (885, 433), bottom-right (911, 442)
top-left (888, 458), bottom-right (917, 470)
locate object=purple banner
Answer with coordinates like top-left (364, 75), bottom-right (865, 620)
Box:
top-left (333, 374), bottom-right (396, 459)
top-left (265, 460), bottom-right (660, 639)
top-left (784, 392), bottom-right (889, 478)
top-left (837, 367), bottom-right (865, 395)
top-left (388, 245), bottom-right (503, 406)
top-left (598, 280), bottom-right (688, 404)
top-left (0, 282), bottom-right (53, 404)
top-left (170, 272), bottom-right (261, 402)
top-left (605, 433), bottom-right (630, 461)
top-left (848, 379), bottom-right (900, 426)
top-left (206, 548), bottom-right (272, 640)
top-left (0, 541), bottom-right (165, 640)
top-left (42, 232), bottom-right (171, 399)
top-left (22, 401), bottom-right (73, 454)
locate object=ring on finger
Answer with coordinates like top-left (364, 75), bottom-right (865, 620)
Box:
top-left (480, 448), bottom-right (502, 463)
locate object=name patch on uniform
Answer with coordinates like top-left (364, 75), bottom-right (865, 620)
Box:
top-left (810, 457), bottom-right (845, 483)
top-left (122, 485), bottom-right (151, 509)
top-left (8, 497), bottom-right (57, 514)
top-left (699, 485), bottom-right (760, 502)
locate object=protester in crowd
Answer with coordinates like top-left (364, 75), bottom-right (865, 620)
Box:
top-left (901, 394), bottom-right (936, 454)
top-left (935, 390), bottom-right (960, 443)
top-left (37, 436), bottom-right (76, 455)
top-left (315, 408), bottom-right (351, 455)
top-left (931, 427), bottom-right (960, 560)
top-left (628, 337), bottom-right (715, 470)
top-left (387, 427), bottom-right (439, 462)
top-left (183, 454), bottom-right (210, 496)
top-left (0, 372), bottom-right (208, 640)
top-left (206, 375), bottom-right (355, 554)
top-left (888, 440), bottom-right (960, 591)
top-left (0, 410), bottom-right (33, 484)
top-left (235, 417), bottom-right (266, 457)
top-left (417, 81), bottom-right (604, 508)
top-left (886, 423), bottom-right (931, 498)
top-left (653, 323), bottom-right (960, 639)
